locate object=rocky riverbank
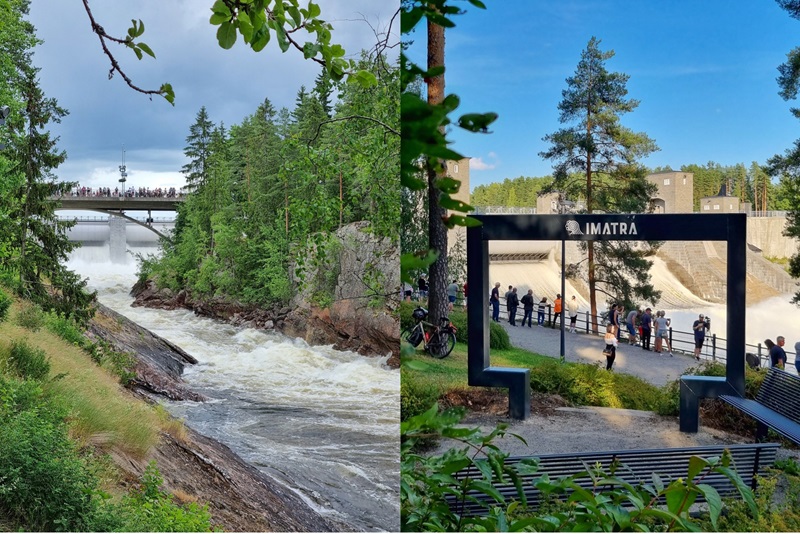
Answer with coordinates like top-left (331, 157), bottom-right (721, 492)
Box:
top-left (88, 304), bottom-right (344, 532)
top-left (129, 279), bottom-right (399, 368)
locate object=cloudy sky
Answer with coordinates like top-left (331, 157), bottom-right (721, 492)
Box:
top-left (405, 1), bottom-right (800, 191)
top-left (28, 0), bottom-right (398, 193)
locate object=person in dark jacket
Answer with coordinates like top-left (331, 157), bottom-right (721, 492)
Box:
top-left (507, 287), bottom-right (520, 326)
top-left (521, 289), bottom-right (534, 328)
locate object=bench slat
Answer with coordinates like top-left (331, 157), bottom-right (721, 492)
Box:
top-left (719, 394), bottom-right (800, 444)
top-left (446, 443), bottom-right (779, 517)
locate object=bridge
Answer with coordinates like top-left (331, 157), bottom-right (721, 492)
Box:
top-left (54, 195), bottom-right (182, 263)
top-left (55, 196), bottom-right (182, 211)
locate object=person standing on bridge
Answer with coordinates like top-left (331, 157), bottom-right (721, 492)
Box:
top-left (505, 285), bottom-right (514, 323)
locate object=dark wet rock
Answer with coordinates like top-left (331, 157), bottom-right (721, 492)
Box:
top-left (88, 303), bottom-right (205, 402)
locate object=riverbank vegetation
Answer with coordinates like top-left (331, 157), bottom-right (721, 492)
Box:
top-left (0, 289), bottom-right (212, 531)
top-left (138, 52), bottom-right (398, 309)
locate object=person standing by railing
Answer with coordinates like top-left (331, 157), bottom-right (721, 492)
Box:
top-left (770, 336), bottom-right (787, 369)
top-left (490, 282), bottom-right (501, 323)
top-left (537, 297), bottom-right (547, 327)
top-left (692, 314), bottom-right (710, 361)
top-left (521, 289), bottom-right (534, 328)
top-left (567, 295), bottom-right (579, 333)
top-left (640, 308), bottom-right (653, 351)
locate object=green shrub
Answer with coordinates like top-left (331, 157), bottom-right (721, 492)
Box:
top-left (0, 378), bottom-right (98, 531)
top-left (44, 311), bottom-right (86, 346)
top-left (15, 302), bottom-right (45, 331)
top-left (8, 339), bottom-right (50, 381)
top-left (90, 462), bottom-right (214, 532)
top-left (0, 288), bottom-right (11, 322)
top-left (401, 370), bottom-right (441, 421)
top-left (529, 359), bottom-right (666, 410)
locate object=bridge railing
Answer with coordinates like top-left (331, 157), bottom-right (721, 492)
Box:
top-left (58, 215), bottom-right (176, 223)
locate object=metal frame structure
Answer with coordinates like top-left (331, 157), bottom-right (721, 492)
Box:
top-left (466, 213), bottom-right (747, 422)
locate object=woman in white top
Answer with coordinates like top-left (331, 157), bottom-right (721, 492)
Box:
top-left (603, 324), bottom-right (618, 370)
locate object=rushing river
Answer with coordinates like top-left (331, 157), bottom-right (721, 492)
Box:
top-left (68, 246), bottom-right (400, 532)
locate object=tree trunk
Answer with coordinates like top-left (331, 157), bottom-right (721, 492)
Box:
top-left (426, 17), bottom-right (449, 325)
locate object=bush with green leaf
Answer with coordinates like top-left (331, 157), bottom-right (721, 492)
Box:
top-left (0, 288), bottom-right (11, 322)
top-left (401, 403), bottom-right (761, 532)
top-left (89, 462), bottom-right (215, 532)
top-left (0, 376), bottom-right (98, 531)
top-left (8, 339), bottom-right (50, 381)
top-left (15, 302), bottom-right (45, 331)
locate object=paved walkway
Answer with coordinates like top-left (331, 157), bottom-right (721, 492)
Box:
top-left (499, 320), bottom-right (704, 387)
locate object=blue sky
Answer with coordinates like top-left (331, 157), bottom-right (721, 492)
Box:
top-left (406, 1), bottom-right (800, 192)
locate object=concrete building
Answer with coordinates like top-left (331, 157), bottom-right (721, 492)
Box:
top-left (646, 171), bottom-right (694, 214)
top-left (699, 183), bottom-right (741, 213)
top-left (446, 157), bottom-right (471, 256)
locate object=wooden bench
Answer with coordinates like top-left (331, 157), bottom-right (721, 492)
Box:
top-left (719, 367), bottom-right (800, 445)
top-left (446, 443), bottom-right (779, 517)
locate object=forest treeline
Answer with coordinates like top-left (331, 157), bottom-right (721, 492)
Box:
top-left (471, 162), bottom-right (793, 212)
top-left (139, 54), bottom-right (399, 308)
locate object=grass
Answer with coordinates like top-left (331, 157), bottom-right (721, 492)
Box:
top-left (0, 299), bottom-right (164, 457)
top-left (402, 339), bottom-right (671, 419)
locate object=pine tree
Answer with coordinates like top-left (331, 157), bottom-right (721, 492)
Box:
top-left (181, 106), bottom-right (214, 192)
top-left (313, 69), bottom-right (333, 119)
top-left (539, 37), bottom-right (659, 331)
top-left (4, 65), bottom-right (94, 323)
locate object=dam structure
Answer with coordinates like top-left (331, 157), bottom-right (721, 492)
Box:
top-left (60, 215), bottom-right (174, 264)
top-left (459, 170), bottom-right (799, 309)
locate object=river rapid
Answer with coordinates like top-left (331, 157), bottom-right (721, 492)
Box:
top-left (68, 246), bottom-right (400, 532)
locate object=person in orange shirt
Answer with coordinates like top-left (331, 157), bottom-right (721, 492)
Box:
top-left (553, 294), bottom-right (563, 329)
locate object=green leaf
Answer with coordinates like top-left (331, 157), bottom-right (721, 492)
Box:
top-left (687, 455), bottom-right (707, 481)
top-left (308, 1), bottom-right (321, 18)
top-left (209, 12), bottom-right (229, 25)
top-left (237, 11), bottom-right (254, 42)
top-left (133, 47), bottom-right (143, 60)
top-left (136, 18), bottom-right (145, 37)
top-left (444, 214), bottom-right (482, 229)
top-left (211, 0), bottom-right (231, 16)
top-left (251, 26), bottom-right (270, 52)
top-left (458, 112), bottom-right (499, 133)
top-left (347, 70), bottom-right (377, 88)
top-left (467, 0), bottom-right (487, 7)
top-left (696, 483), bottom-right (722, 529)
top-left (402, 359), bottom-right (428, 371)
top-left (401, 7), bottom-right (424, 33)
top-left (286, 5), bottom-right (301, 27)
top-left (303, 42), bottom-right (320, 59)
top-left (160, 83), bottom-right (175, 105)
top-left (439, 196), bottom-right (473, 212)
top-left (137, 42), bottom-right (155, 59)
top-left (275, 25), bottom-right (290, 52)
top-left (216, 21), bottom-right (238, 49)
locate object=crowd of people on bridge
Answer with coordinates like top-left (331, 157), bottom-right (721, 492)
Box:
top-left (70, 186), bottom-right (183, 198)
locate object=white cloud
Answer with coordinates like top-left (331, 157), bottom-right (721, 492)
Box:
top-left (470, 156), bottom-right (497, 171)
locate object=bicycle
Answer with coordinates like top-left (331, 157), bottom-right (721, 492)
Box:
top-left (402, 306), bottom-right (457, 359)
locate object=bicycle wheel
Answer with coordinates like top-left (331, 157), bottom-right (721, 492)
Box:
top-left (427, 331), bottom-right (453, 359)
top-left (441, 331), bottom-right (456, 357)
